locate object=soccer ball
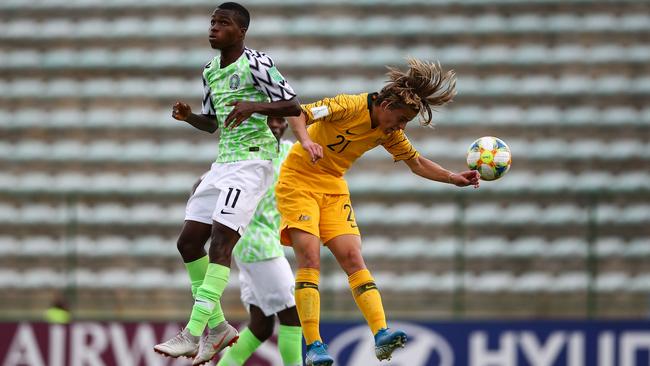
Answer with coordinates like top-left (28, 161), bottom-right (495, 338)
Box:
top-left (466, 136), bottom-right (512, 181)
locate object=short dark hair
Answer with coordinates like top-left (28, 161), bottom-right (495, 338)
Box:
top-left (218, 2), bottom-right (250, 29)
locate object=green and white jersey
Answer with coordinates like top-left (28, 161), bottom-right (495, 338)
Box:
top-left (233, 140), bottom-right (293, 262)
top-left (201, 48), bottom-right (296, 163)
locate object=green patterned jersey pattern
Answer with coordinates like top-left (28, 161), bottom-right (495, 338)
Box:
top-left (233, 140), bottom-right (293, 262)
top-left (201, 48), bottom-right (296, 163)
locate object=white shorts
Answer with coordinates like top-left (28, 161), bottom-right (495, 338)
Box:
top-left (185, 159), bottom-right (273, 235)
top-left (235, 256), bottom-right (296, 317)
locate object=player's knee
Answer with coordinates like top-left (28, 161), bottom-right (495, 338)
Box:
top-left (278, 306), bottom-right (301, 327)
top-left (298, 254), bottom-right (320, 270)
top-left (177, 237), bottom-right (204, 260)
top-left (251, 318), bottom-right (275, 341)
top-left (208, 225), bottom-right (239, 261)
top-left (176, 237), bottom-right (192, 255)
top-left (340, 248), bottom-right (365, 273)
top-left (208, 241), bottom-right (233, 262)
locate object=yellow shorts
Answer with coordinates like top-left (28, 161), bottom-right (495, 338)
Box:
top-left (275, 183), bottom-right (360, 246)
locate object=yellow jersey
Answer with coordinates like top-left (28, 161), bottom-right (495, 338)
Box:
top-left (279, 93), bottom-right (419, 194)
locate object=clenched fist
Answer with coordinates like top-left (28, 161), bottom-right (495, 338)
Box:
top-left (172, 102), bottom-right (192, 121)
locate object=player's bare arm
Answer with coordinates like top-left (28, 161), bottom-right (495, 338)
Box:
top-left (287, 111), bottom-right (323, 163)
top-left (172, 101), bottom-right (218, 133)
top-left (224, 98), bottom-right (301, 129)
top-left (404, 155), bottom-right (480, 188)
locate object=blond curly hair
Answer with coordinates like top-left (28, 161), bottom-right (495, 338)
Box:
top-left (377, 57), bottom-right (456, 126)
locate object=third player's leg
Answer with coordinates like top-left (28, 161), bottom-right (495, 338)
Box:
top-left (277, 306), bottom-right (300, 327)
top-left (248, 305), bottom-right (275, 342)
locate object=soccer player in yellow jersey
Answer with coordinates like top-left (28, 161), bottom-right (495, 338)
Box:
top-left (275, 58), bottom-right (480, 365)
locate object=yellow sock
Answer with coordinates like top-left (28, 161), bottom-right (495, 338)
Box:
top-left (349, 269), bottom-right (387, 335)
top-left (295, 268), bottom-right (321, 345)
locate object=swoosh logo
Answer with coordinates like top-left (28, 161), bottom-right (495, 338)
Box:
top-left (344, 128), bottom-right (357, 135)
top-left (211, 333), bottom-right (228, 351)
top-left (220, 209), bottom-right (234, 215)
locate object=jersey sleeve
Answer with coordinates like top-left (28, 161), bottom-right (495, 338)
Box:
top-left (301, 94), bottom-right (365, 125)
top-left (245, 50), bottom-right (296, 102)
top-left (201, 62), bottom-right (216, 116)
top-left (382, 130), bottom-right (420, 162)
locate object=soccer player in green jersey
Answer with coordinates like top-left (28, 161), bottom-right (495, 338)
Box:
top-left (215, 117), bottom-right (302, 366)
top-left (153, 3), bottom-right (300, 365)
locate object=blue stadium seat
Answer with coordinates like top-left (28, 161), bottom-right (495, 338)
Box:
top-left (466, 237), bottom-right (508, 257)
top-left (50, 140), bottom-right (87, 161)
top-left (82, 78), bottom-right (117, 98)
top-left (0, 270), bottom-right (21, 288)
top-left (88, 173), bottom-right (125, 192)
top-left (467, 272), bottom-right (513, 293)
top-left (560, 106), bottom-right (593, 126)
top-left (85, 140), bottom-right (120, 161)
top-left (21, 236), bottom-right (65, 257)
top-left (511, 272), bottom-right (552, 293)
top-left (73, 269), bottom-right (98, 288)
top-left (552, 272), bottom-right (588, 292)
top-left (0, 236), bottom-right (19, 255)
top-left (111, 18), bottom-right (146, 37)
top-left (629, 274), bottom-right (650, 292)
top-left (79, 48), bottom-right (112, 67)
top-left (510, 237), bottom-right (547, 257)
top-left (526, 106), bottom-right (561, 125)
top-left (24, 269), bottom-right (65, 288)
top-left (596, 273), bottom-right (628, 292)
top-left (133, 236), bottom-right (176, 257)
top-left (547, 237), bottom-right (587, 257)
top-left (596, 237), bottom-right (625, 257)
top-left (97, 268), bottom-right (133, 288)
top-left (20, 204), bottom-right (67, 224)
top-left (625, 238), bottom-right (650, 257)
top-left (79, 204), bottom-right (130, 224)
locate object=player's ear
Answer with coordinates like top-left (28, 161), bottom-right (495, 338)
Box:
top-left (239, 27), bottom-right (247, 37)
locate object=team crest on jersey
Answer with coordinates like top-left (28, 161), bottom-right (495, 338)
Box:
top-left (229, 74), bottom-right (241, 90)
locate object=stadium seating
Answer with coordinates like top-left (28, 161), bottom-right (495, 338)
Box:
top-left (0, 0), bottom-right (648, 320)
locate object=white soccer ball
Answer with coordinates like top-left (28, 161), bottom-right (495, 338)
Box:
top-left (466, 136), bottom-right (512, 181)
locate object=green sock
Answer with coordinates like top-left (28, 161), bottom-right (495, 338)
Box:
top-left (184, 256), bottom-right (208, 297)
top-left (186, 263), bottom-right (230, 337)
top-left (184, 256), bottom-right (223, 329)
top-left (216, 328), bottom-right (261, 366)
top-left (278, 325), bottom-right (303, 366)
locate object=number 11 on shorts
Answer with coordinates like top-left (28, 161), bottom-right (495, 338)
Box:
top-left (220, 187), bottom-right (241, 215)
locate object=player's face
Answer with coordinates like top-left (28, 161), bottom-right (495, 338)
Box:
top-left (208, 9), bottom-right (245, 50)
top-left (267, 117), bottom-right (288, 140)
top-left (376, 102), bottom-right (418, 134)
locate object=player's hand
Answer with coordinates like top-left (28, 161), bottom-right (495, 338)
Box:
top-left (224, 101), bottom-right (258, 129)
top-left (450, 170), bottom-right (480, 188)
top-left (302, 139), bottom-right (323, 163)
top-left (172, 102), bottom-right (192, 121)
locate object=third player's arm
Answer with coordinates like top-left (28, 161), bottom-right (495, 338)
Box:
top-left (404, 155), bottom-right (480, 187)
